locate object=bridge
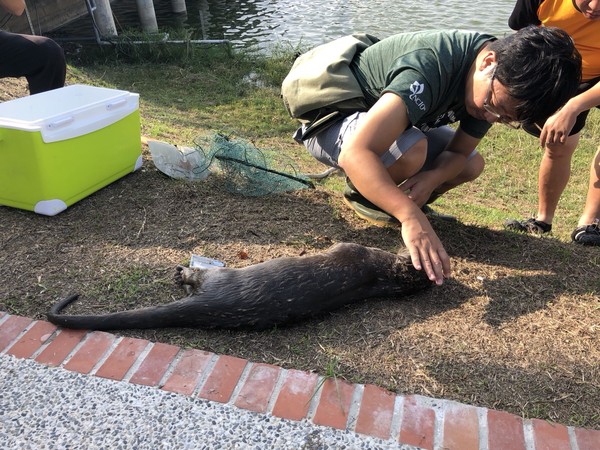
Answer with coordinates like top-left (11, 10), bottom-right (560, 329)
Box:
top-left (1, 0), bottom-right (185, 38)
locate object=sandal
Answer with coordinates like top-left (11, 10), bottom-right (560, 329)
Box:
top-left (571, 220), bottom-right (600, 246)
top-left (504, 217), bottom-right (552, 234)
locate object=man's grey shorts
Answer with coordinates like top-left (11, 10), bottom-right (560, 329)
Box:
top-left (294, 111), bottom-right (477, 170)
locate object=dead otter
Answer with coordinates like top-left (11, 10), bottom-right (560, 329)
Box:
top-left (47, 243), bottom-right (432, 331)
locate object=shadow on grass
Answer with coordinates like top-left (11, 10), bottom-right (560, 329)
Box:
top-left (426, 356), bottom-right (599, 429)
top-left (429, 219), bottom-right (599, 327)
top-left (1, 161), bottom-right (598, 429)
top-left (1, 164), bottom-right (596, 323)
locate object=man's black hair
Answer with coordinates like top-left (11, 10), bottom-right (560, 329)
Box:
top-left (489, 25), bottom-right (582, 124)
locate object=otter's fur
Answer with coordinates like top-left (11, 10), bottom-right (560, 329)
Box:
top-left (47, 243), bottom-right (431, 331)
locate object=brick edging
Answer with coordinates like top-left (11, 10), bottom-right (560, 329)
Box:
top-left (0, 313), bottom-right (597, 450)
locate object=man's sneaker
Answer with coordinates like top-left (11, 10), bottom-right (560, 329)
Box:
top-left (571, 220), bottom-right (600, 246)
top-left (504, 217), bottom-right (552, 234)
top-left (342, 183), bottom-right (399, 227)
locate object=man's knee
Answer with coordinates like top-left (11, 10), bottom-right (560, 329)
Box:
top-left (387, 138), bottom-right (427, 184)
top-left (26, 35), bottom-right (65, 65)
top-left (545, 134), bottom-right (579, 160)
top-left (40, 38), bottom-right (65, 63)
top-left (463, 152), bottom-right (485, 182)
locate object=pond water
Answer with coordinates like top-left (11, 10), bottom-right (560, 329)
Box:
top-left (60, 0), bottom-right (519, 53)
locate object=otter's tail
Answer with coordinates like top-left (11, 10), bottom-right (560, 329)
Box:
top-left (47, 294), bottom-right (189, 331)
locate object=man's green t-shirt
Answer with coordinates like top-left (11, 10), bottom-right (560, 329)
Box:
top-left (350, 29), bottom-right (495, 139)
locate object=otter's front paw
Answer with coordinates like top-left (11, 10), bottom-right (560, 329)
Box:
top-left (175, 265), bottom-right (208, 295)
top-left (174, 265), bottom-right (192, 287)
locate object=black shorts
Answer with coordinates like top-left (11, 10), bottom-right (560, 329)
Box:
top-left (523, 75), bottom-right (600, 137)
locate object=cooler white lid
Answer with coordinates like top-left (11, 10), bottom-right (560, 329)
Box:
top-left (0, 84), bottom-right (139, 143)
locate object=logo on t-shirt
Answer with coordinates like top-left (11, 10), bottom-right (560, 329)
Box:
top-left (409, 81), bottom-right (426, 111)
top-left (420, 110), bottom-right (458, 132)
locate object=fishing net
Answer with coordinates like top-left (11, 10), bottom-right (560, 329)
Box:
top-left (193, 133), bottom-right (315, 196)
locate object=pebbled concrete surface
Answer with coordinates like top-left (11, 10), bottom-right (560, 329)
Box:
top-left (0, 354), bottom-right (418, 450)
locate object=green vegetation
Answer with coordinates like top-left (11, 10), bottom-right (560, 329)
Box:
top-left (67, 42), bottom-right (597, 242)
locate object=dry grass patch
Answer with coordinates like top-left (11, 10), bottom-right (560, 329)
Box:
top-left (0, 71), bottom-right (598, 430)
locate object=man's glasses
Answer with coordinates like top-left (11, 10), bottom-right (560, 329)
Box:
top-left (482, 66), bottom-right (521, 129)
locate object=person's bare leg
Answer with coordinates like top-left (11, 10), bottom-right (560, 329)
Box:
top-left (536, 133), bottom-right (580, 224)
top-left (571, 147), bottom-right (600, 245)
top-left (579, 146), bottom-right (600, 226)
top-left (433, 152), bottom-right (485, 195)
top-left (386, 138), bottom-right (428, 184)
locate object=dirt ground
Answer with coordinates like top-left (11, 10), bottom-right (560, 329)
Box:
top-left (1, 78), bottom-right (598, 429)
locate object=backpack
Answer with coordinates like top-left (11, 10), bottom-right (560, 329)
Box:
top-left (281, 33), bottom-right (379, 138)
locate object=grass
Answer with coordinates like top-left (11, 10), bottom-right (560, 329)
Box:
top-left (70, 39), bottom-right (598, 236)
top-left (76, 39), bottom-right (597, 239)
top-left (0, 40), bottom-right (598, 429)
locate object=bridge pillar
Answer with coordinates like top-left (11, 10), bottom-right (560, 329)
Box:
top-left (171, 0), bottom-right (187, 14)
top-left (92, 0), bottom-right (118, 37)
top-left (137, 0), bottom-right (159, 33)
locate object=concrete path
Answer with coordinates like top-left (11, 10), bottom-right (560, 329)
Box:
top-left (1, 311), bottom-right (598, 450)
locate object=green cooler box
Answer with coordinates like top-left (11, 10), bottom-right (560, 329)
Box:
top-left (0, 84), bottom-right (142, 216)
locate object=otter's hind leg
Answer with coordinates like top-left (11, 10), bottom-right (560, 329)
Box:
top-left (174, 266), bottom-right (209, 295)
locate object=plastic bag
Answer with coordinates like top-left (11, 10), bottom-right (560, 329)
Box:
top-left (148, 140), bottom-right (210, 181)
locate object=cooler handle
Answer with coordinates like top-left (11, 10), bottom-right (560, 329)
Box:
top-left (47, 116), bottom-right (75, 129)
top-left (106, 99), bottom-right (128, 110)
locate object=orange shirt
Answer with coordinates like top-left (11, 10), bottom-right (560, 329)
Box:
top-left (538, 0), bottom-right (600, 81)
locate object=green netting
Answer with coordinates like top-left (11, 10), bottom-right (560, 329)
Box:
top-left (193, 133), bottom-right (314, 196)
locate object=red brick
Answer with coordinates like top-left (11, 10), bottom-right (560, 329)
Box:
top-left (0, 315), bottom-right (33, 351)
top-left (94, 337), bottom-right (148, 381)
top-left (487, 410), bottom-right (525, 450)
top-left (312, 377), bottom-right (355, 430)
top-left (162, 349), bottom-right (214, 396)
top-left (487, 409), bottom-right (526, 450)
top-left (272, 369), bottom-right (319, 421)
top-left (63, 331), bottom-right (115, 374)
top-left (355, 384), bottom-right (395, 440)
top-left (531, 419), bottom-right (571, 450)
top-left (443, 403), bottom-right (480, 450)
top-left (399, 395), bottom-right (436, 450)
top-left (129, 342), bottom-right (180, 387)
top-left (199, 355), bottom-right (247, 403)
top-left (574, 427), bottom-right (600, 450)
top-left (35, 329), bottom-right (88, 367)
top-left (234, 363), bottom-right (281, 413)
top-left (6, 321), bottom-right (56, 359)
